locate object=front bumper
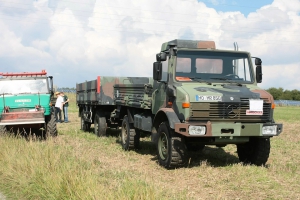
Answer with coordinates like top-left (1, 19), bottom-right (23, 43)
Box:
top-left (174, 121), bottom-right (283, 137)
top-left (0, 111), bottom-right (45, 125)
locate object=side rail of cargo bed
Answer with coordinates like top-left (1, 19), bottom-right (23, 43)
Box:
top-left (76, 79), bottom-right (115, 105)
top-left (114, 84), bottom-right (152, 109)
top-left (76, 77), bottom-right (153, 106)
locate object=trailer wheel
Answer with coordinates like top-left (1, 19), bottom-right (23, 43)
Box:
top-left (121, 115), bottom-right (139, 150)
top-left (237, 137), bottom-right (270, 166)
top-left (81, 113), bottom-right (91, 132)
top-left (45, 114), bottom-right (57, 138)
top-left (94, 112), bottom-right (106, 137)
top-left (157, 122), bottom-right (187, 169)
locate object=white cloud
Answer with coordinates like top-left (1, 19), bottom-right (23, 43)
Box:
top-left (261, 62), bottom-right (300, 90)
top-left (0, 0), bottom-right (299, 90)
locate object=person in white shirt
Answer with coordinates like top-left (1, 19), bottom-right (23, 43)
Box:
top-left (54, 92), bottom-right (64, 123)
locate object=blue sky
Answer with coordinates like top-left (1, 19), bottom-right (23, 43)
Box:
top-left (0, 0), bottom-right (299, 89)
top-left (200, 0), bottom-right (274, 16)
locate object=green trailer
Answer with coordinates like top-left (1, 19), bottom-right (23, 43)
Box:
top-left (76, 39), bottom-right (283, 169)
top-left (0, 70), bottom-right (57, 137)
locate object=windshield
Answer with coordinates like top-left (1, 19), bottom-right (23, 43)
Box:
top-left (175, 50), bottom-right (254, 83)
top-left (0, 79), bottom-right (49, 94)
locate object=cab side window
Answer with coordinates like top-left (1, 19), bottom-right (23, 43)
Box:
top-left (234, 59), bottom-right (252, 81)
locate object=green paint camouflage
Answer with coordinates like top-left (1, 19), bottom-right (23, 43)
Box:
top-left (76, 77), bottom-right (153, 108)
top-left (76, 39), bottom-right (282, 141)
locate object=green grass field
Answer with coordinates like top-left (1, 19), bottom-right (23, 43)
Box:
top-left (0, 95), bottom-right (299, 199)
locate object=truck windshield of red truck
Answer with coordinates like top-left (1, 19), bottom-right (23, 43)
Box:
top-left (0, 79), bottom-right (48, 94)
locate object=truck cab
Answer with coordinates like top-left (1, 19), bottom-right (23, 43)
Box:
top-left (0, 70), bottom-right (57, 137)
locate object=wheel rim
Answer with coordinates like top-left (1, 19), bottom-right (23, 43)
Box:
top-left (122, 122), bottom-right (128, 145)
top-left (158, 131), bottom-right (168, 160)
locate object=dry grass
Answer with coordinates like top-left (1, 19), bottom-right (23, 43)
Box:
top-left (0, 95), bottom-right (299, 199)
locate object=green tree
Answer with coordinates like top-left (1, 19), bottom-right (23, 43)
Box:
top-left (290, 89), bottom-right (300, 100)
top-left (266, 87), bottom-right (284, 100)
top-left (280, 90), bottom-right (293, 100)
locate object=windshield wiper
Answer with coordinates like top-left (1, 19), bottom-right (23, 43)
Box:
top-left (210, 77), bottom-right (242, 86)
top-left (190, 77), bottom-right (212, 85)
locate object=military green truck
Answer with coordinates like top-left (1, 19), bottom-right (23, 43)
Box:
top-left (0, 70), bottom-right (57, 137)
top-left (77, 39), bottom-right (282, 169)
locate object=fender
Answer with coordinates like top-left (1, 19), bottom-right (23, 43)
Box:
top-left (153, 108), bottom-right (180, 129)
top-left (151, 108), bottom-right (180, 143)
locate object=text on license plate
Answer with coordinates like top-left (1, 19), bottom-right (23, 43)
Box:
top-left (196, 95), bottom-right (222, 101)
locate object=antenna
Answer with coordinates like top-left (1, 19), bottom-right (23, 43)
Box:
top-left (233, 42), bottom-right (239, 51)
top-left (233, 42), bottom-right (239, 75)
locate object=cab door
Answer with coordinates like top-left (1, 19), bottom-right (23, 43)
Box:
top-left (152, 59), bottom-right (168, 114)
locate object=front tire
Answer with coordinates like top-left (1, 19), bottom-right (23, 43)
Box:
top-left (121, 115), bottom-right (139, 150)
top-left (237, 137), bottom-right (270, 166)
top-left (94, 111), bottom-right (106, 137)
top-left (157, 122), bottom-right (187, 169)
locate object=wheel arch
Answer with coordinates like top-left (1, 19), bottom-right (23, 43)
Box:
top-left (151, 108), bottom-right (180, 143)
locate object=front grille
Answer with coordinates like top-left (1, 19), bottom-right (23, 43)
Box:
top-left (189, 101), bottom-right (271, 122)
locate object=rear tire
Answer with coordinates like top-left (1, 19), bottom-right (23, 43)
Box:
top-left (45, 114), bottom-right (57, 138)
top-left (94, 111), bottom-right (106, 137)
top-left (157, 122), bottom-right (187, 169)
top-left (237, 137), bottom-right (270, 166)
top-left (121, 115), bottom-right (139, 150)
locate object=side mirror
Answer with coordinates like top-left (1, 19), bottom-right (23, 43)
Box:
top-left (48, 76), bottom-right (54, 96)
top-left (153, 62), bottom-right (162, 81)
top-left (156, 52), bottom-right (167, 62)
top-left (255, 58), bottom-right (262, 65)
top-left (255, 58), bottom-right (262, 83)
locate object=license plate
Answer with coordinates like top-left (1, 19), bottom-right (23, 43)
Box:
top-left (246, 110), bottom-right (263, 115)
top-left (196, 95), bottom-right (222, 101)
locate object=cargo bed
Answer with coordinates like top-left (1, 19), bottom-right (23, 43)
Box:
top-left (76, 76), bottom-right (153, 109)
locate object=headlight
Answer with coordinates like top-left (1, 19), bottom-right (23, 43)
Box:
top-left (189, 126), bottom-right (206, 135)
top-left (262, 125), bottom-right (277, 136)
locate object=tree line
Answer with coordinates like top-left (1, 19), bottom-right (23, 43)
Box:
top-left (266, 88), bottom-right (300, 100)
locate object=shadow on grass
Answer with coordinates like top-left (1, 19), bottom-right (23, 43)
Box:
top-left (106, 128), bottom-right (121, 137)
top-left (87, 127), bottom-right (121, 138)
top-left (186, 146), bottom-right (240, 168)
top-left (145, 146), bottom-right (241, 168)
